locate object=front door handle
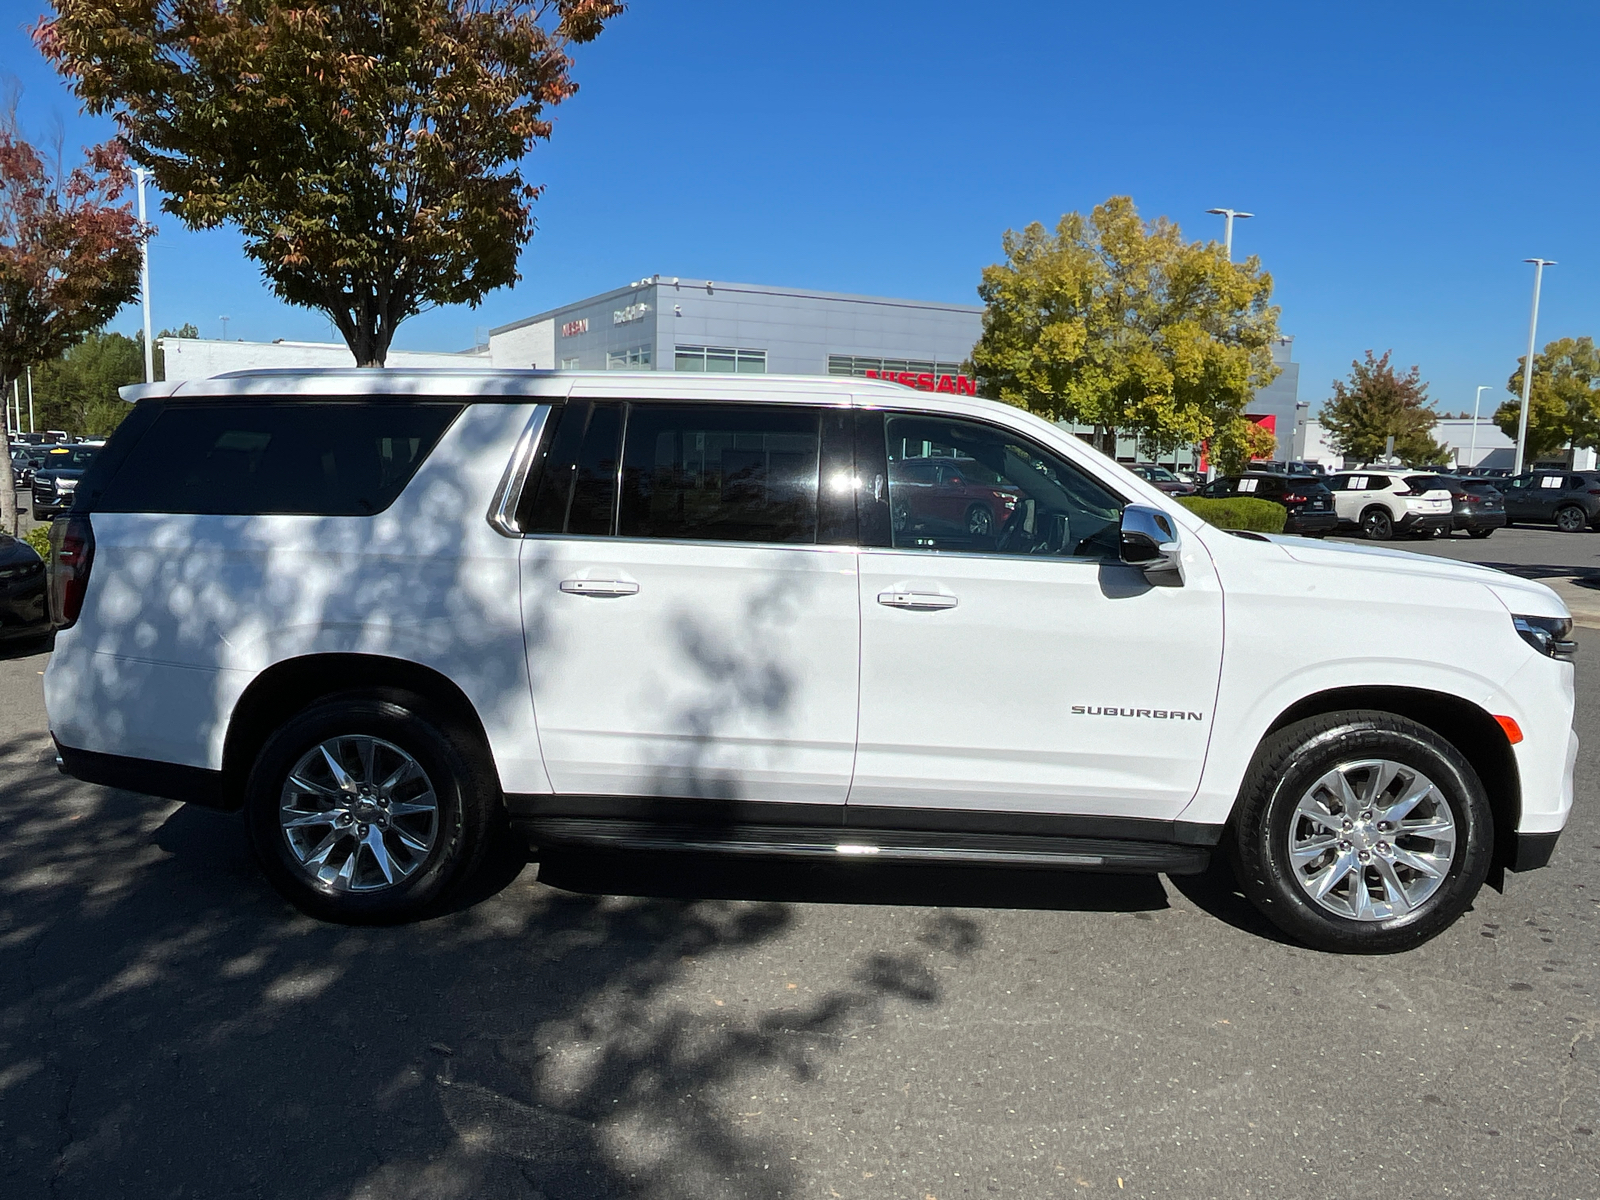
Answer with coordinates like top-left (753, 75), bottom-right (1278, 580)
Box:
top-left (877, 589), bottom-right (958, 611)
top-left (560, 578), bottom-right (640, 597)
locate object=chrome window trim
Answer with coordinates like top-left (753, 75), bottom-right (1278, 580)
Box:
top-left (486, 405), bottom-right (554, 537)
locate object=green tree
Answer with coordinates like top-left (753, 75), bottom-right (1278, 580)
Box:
top-left (1493, 336), bottom-right (1600, 462)
top-left (1320, 351), bottom-right (1445, 465)
top-left (970, 195), bottom-right (1282, 461)
top-left (38, 0), bottom-right (623, 368)
top-left (0, 112), bottom-right (143, 533)
top-left (31, 330), bottom-right (141, 436)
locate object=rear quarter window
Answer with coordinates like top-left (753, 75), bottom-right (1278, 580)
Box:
top-left (91, 401), bottom-right (463, 516)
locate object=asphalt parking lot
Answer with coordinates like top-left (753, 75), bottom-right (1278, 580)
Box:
top-left (2, 526), bottom-right (1598, 1200)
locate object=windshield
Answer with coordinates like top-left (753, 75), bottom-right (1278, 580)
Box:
top-left (1142, 466), bottom-right (1177, 482)
top-left (39, 448), bottom-right (97, 470)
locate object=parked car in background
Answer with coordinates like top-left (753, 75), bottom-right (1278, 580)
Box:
top-left (1499, 470), bottom-right (1600, 532)
top-left (888, 454), bottom-right (1021, 545)
top-left (0, 531), bottom-right (49, 646)
top-left (1432, 476), bottom-right (1507, 539)
top-left (1127, 463), bottom-right (1197, 495)
top-left (1195, 472), bottom-right (1338, 536)
top-left (1323, 471), bottom-right (1453, 540)
top-left (30, 445), bottom-right (100, 522)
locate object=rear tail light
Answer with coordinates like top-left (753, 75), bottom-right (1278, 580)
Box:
top-left (1283, 493), bottom-right (1309, 503)
top-left (46, 514), bottom-right (94, 629)
top-left (1587, 488), bottom-right (1600, 496)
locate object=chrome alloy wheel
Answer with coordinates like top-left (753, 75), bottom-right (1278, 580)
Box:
top-left (1286, 758), bottom-right (1457, 921)
top-left (278, 736), bottom-right (439, 893)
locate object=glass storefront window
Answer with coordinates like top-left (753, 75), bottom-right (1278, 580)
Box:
top-left (675, 346), bottom-right (767, 374)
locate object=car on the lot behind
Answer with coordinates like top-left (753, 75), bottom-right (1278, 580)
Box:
top-left (1499, 470), bottom-right (1600, 532)
top-left (41, 368), bottom-right (1578, 955)
top-left (0, 531), bottom-right (49, 645)
top-left (1128, 464), bottom-right (1196, 495)
top-left (1195, 472), bottom-right (1338, 535)
top-left (1432, 475), bottom-right (1507, 538)
top-left (30, 445), bottom-right (98, 522)
top-left (1324, 470), bottom-right (1453, 540)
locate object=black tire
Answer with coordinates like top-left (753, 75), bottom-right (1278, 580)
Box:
top-left (1361, 508), bottom-right (1394, 541)
top-left (1556, 505), bottom-right (1587, 533)
top-left (1467, 528), bottom-right (1494, 539)
top-left (1228, 711), bottom-right (1492, 954)
top-left (245, 690), bottom-right (499, 923)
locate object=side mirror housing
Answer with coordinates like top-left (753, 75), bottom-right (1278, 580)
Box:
top-left (1119, 504), bottom-right (1184, 587)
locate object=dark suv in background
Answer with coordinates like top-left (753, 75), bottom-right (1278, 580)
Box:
top-left (30, 445), bottom-right (100, 522)
top-left (1500, 470), bottom-right (1600, 532)
top-left (1434, 475), bottom-right (1507, 538)
top-left (1196, 471), bottom-right (1338, 535)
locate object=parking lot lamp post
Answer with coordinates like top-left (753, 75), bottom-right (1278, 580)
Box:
top-left (1206, 208), bottom-right (1254, 260)
top-left (1468, 385), bottom-right (1491, 470)
top-left (1514, 259), bottom-right (1555, 474)
top-left (133, 167), bottom-right (154, 384)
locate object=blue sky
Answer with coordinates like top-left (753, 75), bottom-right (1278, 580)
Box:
top-left (4, 0), bottom-right (1597, 417)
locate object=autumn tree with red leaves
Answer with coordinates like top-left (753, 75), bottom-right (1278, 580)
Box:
top-left (37, 0), bottom-right (624, 368)
top-left (0, 114), bottom-right (143, 534)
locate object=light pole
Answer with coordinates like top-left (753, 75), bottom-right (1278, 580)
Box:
top-left (219, 315), bottom-right (230, 341)
top-left (1513, 259), bottom-right (1556, 474)
top-left (1206, 208), bottom-right (1254, 260)
top-left (132, 167), bottom-right (154, 384)
top-left (1467, 384), bottom-right (1491, 470)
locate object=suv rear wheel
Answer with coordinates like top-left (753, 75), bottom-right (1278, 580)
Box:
top-left (245, 691), bottom-right (498, 922)
top-left (1555, 504), bottom-right (1587, 533)
top-left (1360, 507), bottom-right (1394, 540)
top-left (1229, 711), bottom-right (1492, 953)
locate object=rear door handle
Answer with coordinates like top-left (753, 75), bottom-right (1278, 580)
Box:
top-left (560, 578), bottom-right (640, 597)
top-left (877, 589), bottom-right (958, 611)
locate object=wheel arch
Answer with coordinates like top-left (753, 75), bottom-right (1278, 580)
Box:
top-left (1264, 685), bottom-right (1520, 875)
top-left (220, 653), bottom-right (497, 811)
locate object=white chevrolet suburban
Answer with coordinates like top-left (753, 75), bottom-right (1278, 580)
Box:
top-left (42, 370), bottom-right (1578, 952)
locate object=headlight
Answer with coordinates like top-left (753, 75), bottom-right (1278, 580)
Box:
top-left (1513, 614), bottom-right (1577, 661)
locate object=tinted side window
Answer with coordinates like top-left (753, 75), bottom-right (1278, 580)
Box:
top-left (94, 402), bottom-right (461, 516)
top-left (519, 401), bottom-right (623, 535)
top-left (883, 414), bottom-right (1124, 558)
top-left (618, 404), bottom-right (821, 544)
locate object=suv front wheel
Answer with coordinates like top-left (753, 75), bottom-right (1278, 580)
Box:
top-left (1229, 711), bottom-right (1492, 953)
top-left (1360, 508), bottom-right (1394, 540)
top-left (245, 691), bottom-right (498, 923)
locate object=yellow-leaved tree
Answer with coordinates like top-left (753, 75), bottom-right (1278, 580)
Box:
top-left (970, 196), bottom-right (1281, 472)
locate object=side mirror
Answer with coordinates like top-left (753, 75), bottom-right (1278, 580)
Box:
top-left (1119, 504), bottom-right (1184, 587)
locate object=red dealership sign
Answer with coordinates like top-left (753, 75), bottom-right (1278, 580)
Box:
top-left (865, 369), bottom-right (977, 396)
top-left (561, 318), bottom-right (588, 337)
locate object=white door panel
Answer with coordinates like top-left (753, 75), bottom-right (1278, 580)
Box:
top-left (852, 551), bottom-right (1224, 819)
top-left (522, 539), bottom-right (859, 804)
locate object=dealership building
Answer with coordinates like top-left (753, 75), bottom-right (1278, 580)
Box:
top-left (159, 274), bottom-right (1302, 460)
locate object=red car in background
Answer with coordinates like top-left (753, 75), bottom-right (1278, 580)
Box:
top-left (1127, 463), bottom-right (1197, 495)
top-left (889, 456), bottom-right (1020, 543)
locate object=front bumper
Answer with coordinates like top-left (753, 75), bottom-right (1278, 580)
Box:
top-left (1512, 831), bottom-right (1561, 871)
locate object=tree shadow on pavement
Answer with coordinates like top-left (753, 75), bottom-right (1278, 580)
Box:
top-left (0, 747), bottom-right (997, 1200)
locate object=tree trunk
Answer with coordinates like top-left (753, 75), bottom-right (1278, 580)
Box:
top-left (327, 282), bottom-right (400, 368)
top-left (0, 377), bottom-right (18, 536)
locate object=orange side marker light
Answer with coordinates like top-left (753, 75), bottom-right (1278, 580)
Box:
top-left (1494, 715), bottom-right (1524, 744)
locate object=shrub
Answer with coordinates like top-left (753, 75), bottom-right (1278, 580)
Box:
top-left (24, 524), bottom-right (52, 559)
top-left (1178, 496), bottom-right (1287, 534)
